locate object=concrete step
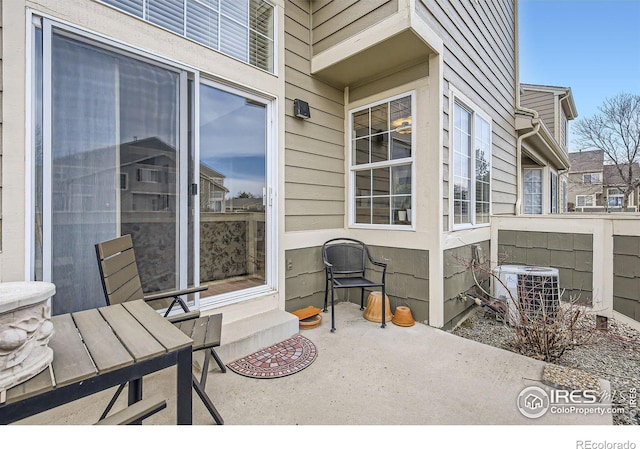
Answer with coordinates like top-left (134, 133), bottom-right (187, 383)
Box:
top-left (194, 308), bottom-right (299, 370)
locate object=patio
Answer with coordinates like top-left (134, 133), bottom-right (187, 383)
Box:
top-left (12, 302), bottom-right (611, 425)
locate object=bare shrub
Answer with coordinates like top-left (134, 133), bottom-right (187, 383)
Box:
top-left (506, 291), bottom-right (594, 362)
top-left (456, 252), bottom-right (596, 362)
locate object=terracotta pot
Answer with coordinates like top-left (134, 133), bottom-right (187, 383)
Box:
top-left (363, 292), bottom-right (393, 323)
top-left (392, 306), bottom-right (415, 327)
top-left (299, 314), bottom-right (322, 329)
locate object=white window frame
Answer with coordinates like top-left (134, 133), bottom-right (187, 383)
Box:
top-left (562, 177), bottom-right (568, 212)
top-left (550, 169), bottom-right (558, 214)
top-left (348, 91), bottom-right (416, 230)
top-left (607, 188), bottom-right (624, 207)
top-left (576, 194), bottom-right (596, 207)
top-left (449, 88), bottom-right (492, 230)
top-left (523, 167), bottom-right (543, 215)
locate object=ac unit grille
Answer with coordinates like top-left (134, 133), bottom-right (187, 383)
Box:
top-left (516, 274), bottom-right (559, 321)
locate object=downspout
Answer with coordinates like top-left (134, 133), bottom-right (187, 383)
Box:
top-left (514, 0), bottom-right (540, 215)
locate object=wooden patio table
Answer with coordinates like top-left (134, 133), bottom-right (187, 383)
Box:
top-left (0, 299), bottom-right (193, 425)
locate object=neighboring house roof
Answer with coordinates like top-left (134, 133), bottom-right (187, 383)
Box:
top-left (211, 181), bottom-right (229, 193)
top-left (603, 163), bottom-right (640, 186)
top-left (200, 163), bottom-right (226, 180)
top-left (569, 150), bottom-right (604, 173)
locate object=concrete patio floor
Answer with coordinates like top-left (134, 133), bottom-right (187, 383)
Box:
top-left (14, 302), bottom-right (612, 426)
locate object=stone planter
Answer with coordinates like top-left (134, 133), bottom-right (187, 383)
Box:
top-left (0, 282), bottom-right (55, 391)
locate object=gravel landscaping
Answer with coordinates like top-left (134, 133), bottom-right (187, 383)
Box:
top-left (451, 307), bottom-right (640, 425)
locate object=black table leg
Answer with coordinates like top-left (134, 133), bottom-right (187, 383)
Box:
top-left (177, 347), bottom-right (193, 425)
top-left (127, 378), bottom-right (143, 424)
top-left (128, 378), bottom-right (143, 404)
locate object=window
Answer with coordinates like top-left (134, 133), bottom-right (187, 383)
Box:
top-left (576, 195), bottom-right (595, 207)
top-left (120, 173), bottom-right (128, 190)
top-left (100, 0), bottom-right (275, 72)
top-left (350, 94), bottom-right (413, 227)
top-left (550, 171), bottom-right (558, 214)
top-left (137, 168), bottom-right (162, 183)
top-left (608, 188), bottom-right (624, 207)
top-left (561, 113), bottom-right (568, 147)
top-left (583, 173), bottom-right (601, 184)
top-left (452, 99), bottom-right (491, 227)
top-left (523, 168), bottom-right (543, 214)
top-left (562, 178), bottom-right (568, 212)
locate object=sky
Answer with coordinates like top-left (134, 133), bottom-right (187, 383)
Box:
top-left (518, 0), bottom-right (640, 151)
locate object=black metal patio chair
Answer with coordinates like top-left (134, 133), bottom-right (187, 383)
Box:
top-left (95, 234), bottom-right (226, 424)
top-left (322, 238), bottom-right (388, 332)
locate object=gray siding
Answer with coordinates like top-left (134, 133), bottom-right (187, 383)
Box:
top-left (521, 90), bottom-right (555, 137)
top-left (359, 245), bottom-right (429, 323)
top-left (613, 235), bottom-right (640, 322)
top-left (311, 0), bottom-right (398, 55)
top-left (443, 240), bottom-right (490, 329)
top-left (285, 246), bottom-right (327, 311)
top-left (416, 0), bottom-right (517, 230)
top-left (285, 245), bottom-right (429, 323)
top-left (498, 230), bottom-right (594, 305)
top-left (285, 1), bottom-right (345, 231)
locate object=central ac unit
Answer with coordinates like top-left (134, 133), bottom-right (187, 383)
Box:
top-left (492, 265), bottom-right (560, 324)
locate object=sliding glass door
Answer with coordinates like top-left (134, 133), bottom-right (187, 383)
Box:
top-left (35, 23), bottom-right (183, 314)
top-left (32, 18), bottom-right (275, 315)
top-left (196, 83), bottom-right (268, 300)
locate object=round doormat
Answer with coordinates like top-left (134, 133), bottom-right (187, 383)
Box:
top-left (226, 334), bottom-right (317, 379)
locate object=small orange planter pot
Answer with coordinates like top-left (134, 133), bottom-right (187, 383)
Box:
top-left (299, 314), bottom-right (322, 329)
top-left (363, 291), bottom-right (393, 323)
top-left (392, 306), bottom-right (415, 327)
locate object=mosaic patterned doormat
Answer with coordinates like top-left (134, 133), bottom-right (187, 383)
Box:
top-left (227, 334), bottom-right (317, 379)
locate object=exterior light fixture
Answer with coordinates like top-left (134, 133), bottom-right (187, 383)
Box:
top-left (293, 99), bottom-right (311, 119)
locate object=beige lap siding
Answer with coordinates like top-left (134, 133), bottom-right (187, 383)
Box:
top-left (285, 0), bottom-right (345, 232)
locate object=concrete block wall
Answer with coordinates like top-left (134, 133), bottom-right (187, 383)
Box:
top-left (443, 240), bottom-right (490, 329)
top-left (497, 230), bottom-right (593, 305)
top-left (613, 235), bottom-right (640, 321)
